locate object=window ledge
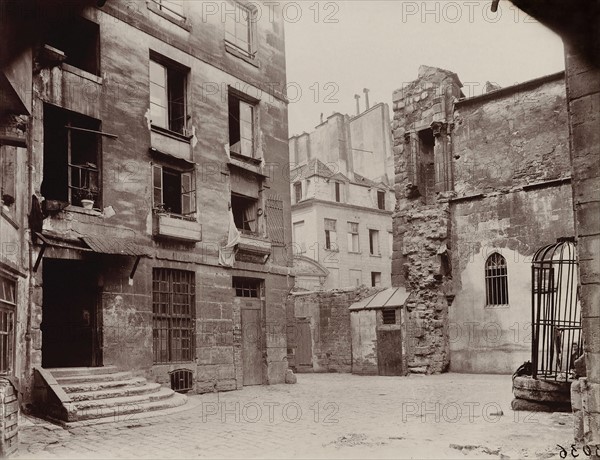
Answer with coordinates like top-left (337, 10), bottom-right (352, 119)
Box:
top-left (151, 125), bottom-right (192, 143)
top-left (484, 304), bottom-right (510, 309)
top-left (62, 63), bottom-right (103, 84)
top-left (65, 205), bottom-right (103, 217)
top-left (225, 42), bottom-right (260, 68)
top-left (146, 1), bottom-right (192, 31)
top-left (370, 253), bottom-right (382, 258)
top-left (325, 248), bottom-right (339, 253)
top-left (348, 251), bottom-right (361, 255)
top-left (0, 207), bottom-right (19, 230)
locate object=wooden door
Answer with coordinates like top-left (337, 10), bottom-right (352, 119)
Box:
top-left (295, 319), bottom-right (312, 371)
top-left (241, 308), bottom-right (263, 385)
top-left (376, 328), bottom-right (403, 376)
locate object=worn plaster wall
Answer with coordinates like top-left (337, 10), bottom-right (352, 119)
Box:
top-left (350, 309), bottom-right (377, 375)
top-left (449, 73), bottom-right (574, 374)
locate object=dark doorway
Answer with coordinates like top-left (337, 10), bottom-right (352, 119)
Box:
top-left (376, 328), bottom-right (403, 376)
top-left (294, 318), bottom-right (312, 372)
top-left (42, 259), bottom-right (100, 368)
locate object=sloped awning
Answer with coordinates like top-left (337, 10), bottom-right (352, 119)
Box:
top-left (34, 233), bottom-right (152, 278)
top-left (349, 287), bottom-right (411, 312)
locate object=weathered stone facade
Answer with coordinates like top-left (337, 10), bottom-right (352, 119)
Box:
top-left (287, 287), bottom-right (380, 373)
top-left (392, 66), bottom-right (575, 374)
top-left (6, 0), bottom-right (294, 408)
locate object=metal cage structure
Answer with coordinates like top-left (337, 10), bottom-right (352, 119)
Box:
top-left (531, 237), bottom-right (582, 382)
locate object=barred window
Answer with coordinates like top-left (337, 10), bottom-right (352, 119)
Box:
top-left (153, 269), bottom-right (195, 364)
top-left (233, 277), bottom-right (263, 298)
top-left (485, 253), bottom-right (509, 306)
top-left (0, 274), bottom-right (16, 375)
top-left (382, 308), bottom-right (396, 325)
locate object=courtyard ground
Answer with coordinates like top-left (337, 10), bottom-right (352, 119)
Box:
top-left (16, 373), bottom-right (575, 459)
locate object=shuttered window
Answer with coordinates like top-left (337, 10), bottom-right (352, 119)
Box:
top-left (266, 197), bottom-right (285, 245)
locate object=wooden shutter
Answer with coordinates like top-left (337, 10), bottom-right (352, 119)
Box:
top-left (181, 171), bottom-right (196, 215)
top-left (152, 164), bottom-right (163, 209)
top-left (266, 196), bottom-right (285, 246)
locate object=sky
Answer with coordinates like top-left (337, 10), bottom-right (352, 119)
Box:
top-left (283, 0), bottom-right (566, 136)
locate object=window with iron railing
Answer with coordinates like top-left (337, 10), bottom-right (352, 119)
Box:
top-left (485, 253), bottom-right (509, 306)
top-left (153, 269), bottom-right (195, 364)
top-left (42, 104), bottom-right (102, 209)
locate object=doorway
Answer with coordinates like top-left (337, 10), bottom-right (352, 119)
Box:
top-left (42, 259), bottom-right (100, 368)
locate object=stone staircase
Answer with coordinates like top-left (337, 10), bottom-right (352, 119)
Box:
top-left (35, 366), bottom-right (187, 425)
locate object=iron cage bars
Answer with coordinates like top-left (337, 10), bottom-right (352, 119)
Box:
top-left (531, 238), bottom-right (582, 382)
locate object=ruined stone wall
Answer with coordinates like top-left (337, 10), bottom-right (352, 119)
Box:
top-left (391, 66), bottom-right (461, 374)
top-left (288, 287), bottom-right (380, 373)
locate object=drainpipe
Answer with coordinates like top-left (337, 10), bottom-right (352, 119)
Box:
top-left (354, 94), bottom-right (360, 115)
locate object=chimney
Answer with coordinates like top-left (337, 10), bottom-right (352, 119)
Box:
top-left (363, 88), bottom-right (370, 110)
top-left (354, 94), bottom-right (360, 115)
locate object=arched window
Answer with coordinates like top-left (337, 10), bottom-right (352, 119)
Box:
top-left (485, 253), bottom-right (509, 306)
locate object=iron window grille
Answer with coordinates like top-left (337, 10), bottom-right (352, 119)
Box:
top-left (169, 368), bottom-right (194, 393)
top-left (485, 253), bottom-right (509, 306)
top-left (0, 275), bottom-right (16, 375)
top-left (233, 277), bottom-right (263, 298)
top-left (382, 308), bottom-right (396, 325)
top-left (152, 268), bottom-right (195, 364)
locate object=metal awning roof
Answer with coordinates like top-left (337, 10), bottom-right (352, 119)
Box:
top-left (349, 287), bottom-right (411, 311)
top-left (81, 236), bottom-right (152, 257)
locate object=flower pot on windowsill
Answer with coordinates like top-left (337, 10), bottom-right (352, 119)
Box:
top-left (81, 199), bottom-right (95, 210)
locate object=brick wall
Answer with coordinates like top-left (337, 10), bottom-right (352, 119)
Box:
top-left (0, 379), bottom-right (18, 457)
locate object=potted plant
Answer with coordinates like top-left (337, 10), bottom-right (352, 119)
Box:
top-left (80, 186), bottom-right (98, 210)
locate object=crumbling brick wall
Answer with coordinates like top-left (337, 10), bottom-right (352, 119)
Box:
top-left (0, 379), bottom-right (18, 457)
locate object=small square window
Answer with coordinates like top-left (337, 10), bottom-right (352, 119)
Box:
top-left (371, 271), bottom-right (381, 287)
top-left (382, 308), bottom-right (395, 325)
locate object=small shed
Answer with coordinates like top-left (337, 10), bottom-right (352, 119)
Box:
top-left (350, 287), bottom-right (411, 376)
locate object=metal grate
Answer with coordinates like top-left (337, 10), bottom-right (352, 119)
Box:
top-left (266, 197), bottom-right (285, 245)
top-left (485, 253), bottom-right (509, 306)
top-left (531, 239), bottom-right (581, 382)
top-left (169, 368), bottom-right (194, 393)
top-left (233, 277), bottom-right (263, 298)
top-left (152, 268), bottom-right (195, 364)
top-left (382, 309), bottom-right (396, 325)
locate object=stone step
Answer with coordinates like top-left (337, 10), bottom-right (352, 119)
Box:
top-left (54, 371), bottom-right (134, 385)
top-left (45, 366), bottom-right (120, 378)
top-left (61, 377), bottom-right (147, 394)
top-left (75, 392), bottom-right (188, 421)
top-left (68, 382), bottom-right (162, 402)
top-left (73, 387), bottom-right (176, 411)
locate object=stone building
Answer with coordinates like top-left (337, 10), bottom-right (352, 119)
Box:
top-left (391, 65), bottom-right (574, 375)
top-left (2, 0), bottom-right (293, 422)
top-left (289, 103), bottom-right (395, 290)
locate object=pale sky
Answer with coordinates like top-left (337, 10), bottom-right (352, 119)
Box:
top-left (284, 0), bottom-right (565, 136)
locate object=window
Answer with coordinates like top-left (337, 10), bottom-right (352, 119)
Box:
top-left (231, 193), bottom-right (258, 233)
top-left (225, 2), bottom-right (256, 57)
top-left (228, 92), bottom-right (256, 158)
top-left (377, 190), bottom-right (386, 210)
top-left (369, 229), bottom-right (380, 255)
top-left (293, 221), bottom-right (305, 253)
top-left (233, 277), bottom-right (263, 298)
top-left (149, 56), bottom-right (187, 135)
top-left (294, 182), bottom-right (302, 203)
top-left (371, 272), bottom-right (382, 287)
top-left (347, 222), bottom-right (360, 253)
top-left (334, 182), bottom-right (341, 202)
top-left (154, 0), bottom-right (184, 19)
top-left (42, 104), bottom-right (101, 208)
top-left (152, 164), bottom-right (196, 216)
top-left (388, 232), bottom-right (394, 258)
top-left (324, 219), bottom-right (337, 250)
top-left (45, 16), bottom-right (99, 75)
top-left (349, 269), bottom-right (362, 286)
top-left (152, 269), bottom-right (195, 364)
top-left (382, 308), bottom-right (396, 325)
top-left (0, 146), bottom-right (16, 214)
top-left (418, 128), bottom-right (435, 204)
top-left (0, 274), bottom-right (15, 375)
top-left (485, 253), bottom-right (509, 306)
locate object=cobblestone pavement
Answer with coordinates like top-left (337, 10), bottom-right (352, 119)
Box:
top-left (16, 373), bottom-right (575, 459)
